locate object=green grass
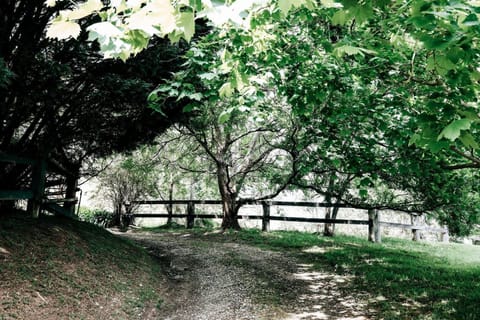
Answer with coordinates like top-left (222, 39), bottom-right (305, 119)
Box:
top-left (227, 229), bottom-right (480, 320)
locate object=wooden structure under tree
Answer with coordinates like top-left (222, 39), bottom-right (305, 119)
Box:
top-left (0, 153), bottom-right (80, 218)
top-left (129, 200), bottom-right (449, 243)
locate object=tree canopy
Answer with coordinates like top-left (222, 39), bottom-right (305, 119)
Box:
top-left (0, 0), bottom-right (186, 194)
top-left (16, 0), bottom-right (480, 233)
top-left (46, 0), bottom-right (480, 154)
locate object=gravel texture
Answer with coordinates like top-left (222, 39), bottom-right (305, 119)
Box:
top-left (118, 231), bottom-right (372, 320)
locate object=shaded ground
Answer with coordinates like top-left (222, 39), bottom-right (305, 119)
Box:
top-left (0, 213), bottom-right (166, 320)
top-left (119, 230), bottom-right (374, 320)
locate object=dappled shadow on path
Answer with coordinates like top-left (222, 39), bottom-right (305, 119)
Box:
top-left (284, 248), bottom-right (373, 320)
top-left (118, 231), bottom-right (375, 320)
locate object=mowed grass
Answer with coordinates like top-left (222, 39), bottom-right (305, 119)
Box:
top-left (231, 229), bottom-right (480, 320)
top-left (0, 211), bottom-right (166, 320)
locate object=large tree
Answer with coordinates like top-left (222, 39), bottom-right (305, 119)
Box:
top-left (150, 31), bottom-right (299, 229)
top-left (0, 0), bottom-right (185, 200)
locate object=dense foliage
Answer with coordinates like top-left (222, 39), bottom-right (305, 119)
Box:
top-left (37, 0), bottom-right (480, 233)
top-left (0, 0), bottom-right (185, 196)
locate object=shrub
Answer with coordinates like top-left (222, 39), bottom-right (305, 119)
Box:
top-left (78, 207), bottom-right (115, 227)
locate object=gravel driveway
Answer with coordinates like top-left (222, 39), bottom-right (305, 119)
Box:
top-left (117, 231), bottom-right (372, 320)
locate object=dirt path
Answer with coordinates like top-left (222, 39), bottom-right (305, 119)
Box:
top-left (117, 231), bottom-right (372, 320)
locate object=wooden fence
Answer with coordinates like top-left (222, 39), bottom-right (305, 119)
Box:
top-left (0, 153), bottom-right (78, 218)
top-left (129, 200), bottom-right (449, 243)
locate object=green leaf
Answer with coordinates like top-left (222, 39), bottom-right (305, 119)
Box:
top-left (87, 22), bottom-right (123, 39)
top-left (45, 0), bottom-right (56, 7)
top-left (331, 10), bottom-right (348, 25)
top-left (58, 0), bottom-right (103, 20)
top-left (426, 55), bottom-right (435, 71)
top-left (234, 69), bottom-right (249, 91)
top-left (198, 72), bottom-right (217, 81)
top-left (127, 0), bottom-right (176, 36)
top-left (459, 133), bottom-right (479, 149)
top-left (408, 133), bottom-right (421, 146)
top-left (359, 189), bottom-right (368, 198)
top-left (438, 119), bottom-right (472, 141)
top-left (419, 34), bottom-right (453, 50)
top-left (147, 91), bottom-right (158, 103)
top-left (427, 140), bottom-right (450, 153)
top-left (177, 11), bottom-right (195, 42)
top-left (278, 0), bottom-right (307, 16)
top-left (462, 13), bottom-right (480, 26)
top-left (183, 103), bottom-right (196, 112)
top-left (458, 110), bottom-right (479, 121)
top-left (218, 110), bottom-right (231, 123)
top-left (360, 177), bottom-right (372, 187)
top-left (279, 0), bottom-right (292, 15)
top-left (349, 4), bottom-right (373, 23)
top-left (188, 93), bottom-right (203, 101)
top-left (219, 82), bottom-right (233, 98)
top-left (320, 0), bottom-right (343, 8)
top-left (46, 20), bottom-right (81, 40)
top-left (333, 45), bottom-right (376, 58)
top-left (189, 0), bottom-right (203, 11)
top-left (435, 55), bottom-right (456, 75)
top-left (125, 30), bottom-right (150, 51)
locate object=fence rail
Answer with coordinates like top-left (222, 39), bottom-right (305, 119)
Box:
top-left (130, 200), bottom-right (449, 243)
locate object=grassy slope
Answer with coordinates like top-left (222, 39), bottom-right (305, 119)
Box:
top-left (0, 212), bottom-right (165, 320)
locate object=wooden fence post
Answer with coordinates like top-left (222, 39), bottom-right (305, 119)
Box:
top-left (63, 173), bottom-right (79, 216)
top-left (28, 158), bottom-right (47, 218)
top-left (262, 201), bottom-right (270, 232)
top-left (375, 210), bottom-right (381, 243)
top-left (441, 227), bottom-right (450, 243)
top-left (368, 209), bottom-right (374, 242)
top-left (186, 201), bottom-right (195, 229)
top-left (368, 209), bottom-right (381, 243)
top-left (411, 214), bottom-right (421, 241)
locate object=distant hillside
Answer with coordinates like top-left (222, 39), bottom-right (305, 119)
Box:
top-left (0, 212), bottom-right (166, 320)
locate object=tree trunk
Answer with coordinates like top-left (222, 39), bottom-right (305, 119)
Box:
top-left (324, 205), bottom-right (340, 237)
top-left (217, 162), bottom-right (241, 230)
top-left (111, 201), bottom-right (122, 228)
top-left (63, 169), bottom-right (79, 216)
top-left (323, 176), bottom-right (336, 236)
top-left (220, 194), bottom-right (241, 230)
top-left (166, 181), bottom-right (174, 225)
top-left (324, 206), bottom-right (334, 236)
